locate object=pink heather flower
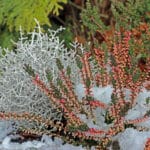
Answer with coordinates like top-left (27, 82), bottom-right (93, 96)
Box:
top-left (83, 128), bottom-right (105, 137)
top-left (59, 99), bottom-right (66, 104)
top-left (35, 74), bottom-right (40, 81)
top-left (88, 100), bottom-right (107, 109)
top-left (145, 138), bottom-right (150, 150)
top-left (32, 74), bottom-right (40, 84)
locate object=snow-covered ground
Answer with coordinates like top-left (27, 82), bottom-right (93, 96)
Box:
top-left (0, 133), bottom-right (85, 150)
top-left (0, 121), bottom-right (85, 150)
top-left (0, 85), bottom-right (149, 150)
top-left (0, 127), bottom-right (150, 150)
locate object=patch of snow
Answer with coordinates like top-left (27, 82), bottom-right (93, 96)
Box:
top-left (75, 84), bottom-right (85, 100)
top-left (125, 88), bottom-right (150, 121)
top-left (0, 121), bottom-right (14, 142)
top-left (91, 85), bottom-right (113, 104)
top-left (75, 84), bottom-right (113, 104)
top-left (78, 114), bottom-right (100, 129)
top-left (117, 128), bottom-right (150, 150)
top-left (136, 89), bottom-right (150, 105)
top-left (0, 134), bottom-right (86, 150)
top-left (0, 135), bottom-right (45, 150)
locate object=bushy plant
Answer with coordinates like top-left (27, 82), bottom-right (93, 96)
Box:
top-left (81, 0), bottom-right (150, 58)
top-left (0, 22), bottom-right (150, 149)
top-left (0, 0), bottom-right (67, 48)
top-left (0, 23), bottom-right (81, 134)
top-left (111, 0), bottom-right (150, 29)
top-left (81, 0), bottom-right (150, 30)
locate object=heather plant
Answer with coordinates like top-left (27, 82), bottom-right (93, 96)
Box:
top-left (81, 0), bottom-right (150, 30)
top-left (111, 0), bottom-right (150, 29)
top-left (81, 0), bottom-right (108, 33)
top-left (0, 23), bottom-right (150, 149)
top-left (81, 0), bottom-right (150, 58)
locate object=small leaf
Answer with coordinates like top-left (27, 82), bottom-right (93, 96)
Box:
top-left (76, 57), bottom-right (82, 69)
top-left (66, 66), bottom-right (71, 76)
top-left (46, 69), bottom-right (53, 82)
top-left (146, 97), bottom-right (150, 104)
top-left (85, 77), bottom-right (91, 88)
top-left (23, 64), bottom-right (35, 77)
top-left (56, 58), bottom-right (64, 70)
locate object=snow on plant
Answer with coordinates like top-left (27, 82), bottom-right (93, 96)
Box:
top-left (0, 23), bottom-right (150, 149)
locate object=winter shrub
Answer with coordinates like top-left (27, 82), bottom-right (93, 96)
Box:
top-left (0, 22), bottom-right (150, 149)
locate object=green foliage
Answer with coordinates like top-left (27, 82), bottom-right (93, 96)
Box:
top-left (23, 64), bottom-right (35, 77)
top-left (132, 69), bottom-right (141, 83)
top-left (81, 0), bottom-right (107, 33)
top-left (85, 77), bottom-right (91, 88)
top-left (76, 57), bottom-right (82, 69)
top-left (145, 110), bottom-right (150, 117)
top-left (46, 70), bottom-right (53, 82)
top-left (104, 111), bottom-right (114, 124)
top-left (58, 27), bottom-right (74, 48)
top-left (0, 0), bottom-right (67, 32)
top-left (66, 66), bottom-right (71, 77)
top-left (68, 124), bottom-right (89, 132)
top-left (56, 58), bottom-right (64, 70)
top-left (81, 0), bottom-right (150, 32)
top-left (0, 0), bottom-right (67, 48)
top-left (51, 24), bottom-right (74, 48)
top-left (111, 0), bottom-right (150, 29)
top-left (0, 29), bottom-right (19, 49)
top-left (146, 97), bottom-right (150, 104)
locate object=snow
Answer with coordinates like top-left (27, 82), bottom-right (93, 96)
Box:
top-left (125, 89), bottom-right (150, 121)
top-left (75, 84), bottom-right (113, 104)
top-left (0, 131), bottom-right (86, 150)
top-left (0, 121), bottom-right (14, 142)
top-left (91, 85), bottom-right (113, 104)
top-left (75, 84), bottom-right (85, 100)
top-left (117, 128), bottom-right (150, 150)
top-left (0, 135), bottom-right (45, 150)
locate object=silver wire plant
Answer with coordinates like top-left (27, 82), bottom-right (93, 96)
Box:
top-left (0, 21), bottom-right (85, 130)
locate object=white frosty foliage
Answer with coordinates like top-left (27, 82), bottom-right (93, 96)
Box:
top-left (0, 25), bottom-right (83, 122)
